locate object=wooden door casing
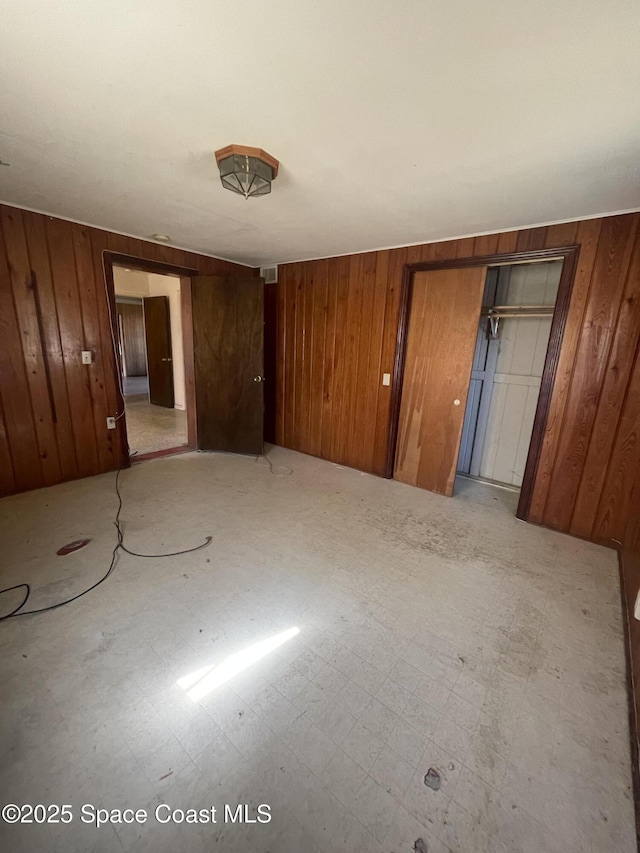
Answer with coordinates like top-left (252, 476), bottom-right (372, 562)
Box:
top-left (192, 275), bottom-right (264, 454)
top-left (143, 295), bottom-right (174, 408)
top-left (394, 267), bottom-right (487, 495)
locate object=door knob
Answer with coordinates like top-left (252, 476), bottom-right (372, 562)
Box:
top-left (253, 375), bottom-right (264, 382)
top-left (453, 399), bottom-right (461, 406)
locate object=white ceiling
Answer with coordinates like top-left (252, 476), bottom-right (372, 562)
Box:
top-left (1, 1), bottom-right (639, 267)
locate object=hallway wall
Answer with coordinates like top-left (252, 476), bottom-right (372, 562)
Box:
top-left (147, 274), bottom-right (186, 411)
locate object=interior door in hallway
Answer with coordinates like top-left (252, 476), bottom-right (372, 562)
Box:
top-left (394, 266), bottom-right (487, 495)
top-left (118, 301), bottom-right (147, 377)
top-left (191, 275), bottom-right (264, 454)
top-left (143, 295), bottom-right (174, 408)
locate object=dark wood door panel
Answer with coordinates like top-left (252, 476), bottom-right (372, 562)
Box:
top-left (118, 302), bottom-right (147, 377)
top-left (143, 295), bottom-right (174, 408)
top-left (192, 275), bottom-right (264, 454)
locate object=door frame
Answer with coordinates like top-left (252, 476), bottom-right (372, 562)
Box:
top-left (102, 252), bottom-right (198, 464)
top-left (386, 245), bottom-right (580, 521)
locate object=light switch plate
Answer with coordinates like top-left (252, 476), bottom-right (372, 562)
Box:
top-left (382, 373), bottom-right (391, 386)
top-left (82, 350), bottom-right (93, 364)
top-left (106, 417), bottom-right (116, 430)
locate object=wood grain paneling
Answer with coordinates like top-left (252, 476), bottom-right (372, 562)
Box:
top-left (72, 223), bottom-right (113, 473)
top-left (595, 345), bottom-right (640, 543)
top-left (320, 257), bottom-right (339, 461)
top-left (573, 234), bottom-right (640, 540)
top-left (273, 212), bottom-right (640, 545)
top-left (0, 203), bottom-right (251, 496)
top-left (331, 257), bottom-right (351, 463)
top-left (543, 215), bottom-right (638, 532)
top-left (528, 219), bottom-right (602, 523)
top-left (263, 280), bottom-right (278, 444)
top-left (340, 254), bottom-right (364, 464)
top-left (47, 217), bottom-right (101, 479)
top-left (0, 211), bottom-right (43, 492)
top-left (1, 207), bottom-right (62, 487)
top-left (309, 259), bottom-right (328, 459)
top-left (180, 276), bottom-right (197, 449)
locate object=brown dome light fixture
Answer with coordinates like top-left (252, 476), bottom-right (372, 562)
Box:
top-left (214, 144), bottom-right (279, 199)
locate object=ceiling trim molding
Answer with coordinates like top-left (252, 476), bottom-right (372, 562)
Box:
top-left (0, 199), bottom-right (256, 268)
top-left (2, 198), bottom-right (640, 270)
top-left (267, 206), bottom-right (640, 267)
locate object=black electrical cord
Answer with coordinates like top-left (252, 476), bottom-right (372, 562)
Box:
top-left (202, 446), bottom-right (292, 477)
top-left (112, 466), bottom-right (211, 559)
top-left (254, 453), bottom-right (293, 476)
top-left (0, 464), bottom-right (211, 621)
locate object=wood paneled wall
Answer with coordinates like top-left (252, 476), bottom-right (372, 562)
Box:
top-left (273, 213), bottom-right (640, 545)
top-left (0, 204), bottom-right (248, 496)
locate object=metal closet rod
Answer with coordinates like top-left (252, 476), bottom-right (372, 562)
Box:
top-left (484, 313), bottom-right (554, 319)
top-left (481, 304), bottom-right (555, 319)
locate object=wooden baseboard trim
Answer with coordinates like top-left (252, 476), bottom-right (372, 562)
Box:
top-left (131, 445), bottom-right (193, 462)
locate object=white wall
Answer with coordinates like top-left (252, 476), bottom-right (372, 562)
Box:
top-left (147, 274), bottom-right (186, 411)
top-left (113, 268), bottom-right (150, 298)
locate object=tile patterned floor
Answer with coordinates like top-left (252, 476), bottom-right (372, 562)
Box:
top-left (124, 398), bottom-right (188, 456)
top-left (0, 448), bottom-right (634, 852)
top-left (123, 376), bottom-right (150, 397)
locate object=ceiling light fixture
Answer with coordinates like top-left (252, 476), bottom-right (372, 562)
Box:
top-left (151, 234), bottom-right (170, 241)
top-left (214, 144), bottom-right (279, 199)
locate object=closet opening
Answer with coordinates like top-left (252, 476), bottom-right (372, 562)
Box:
top-left (387, 246), bottom-right (579, 522)
top-left (456, 259), bottom-right (563, 497)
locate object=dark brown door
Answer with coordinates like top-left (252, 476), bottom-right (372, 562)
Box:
top-left (394, 267), bottom-right (487, 496)
top-left (143, 295), bottom-right (174, 408)
top-left (118, 302), bottom-right (147, 376)
top-left (191, 275), bottom-right (264, 454)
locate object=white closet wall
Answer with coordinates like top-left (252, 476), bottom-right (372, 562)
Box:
top-left (479, 261), bottom-right (561, 486)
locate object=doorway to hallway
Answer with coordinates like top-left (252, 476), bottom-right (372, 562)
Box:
top-left (114, 268), bottom-right (188, 457)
